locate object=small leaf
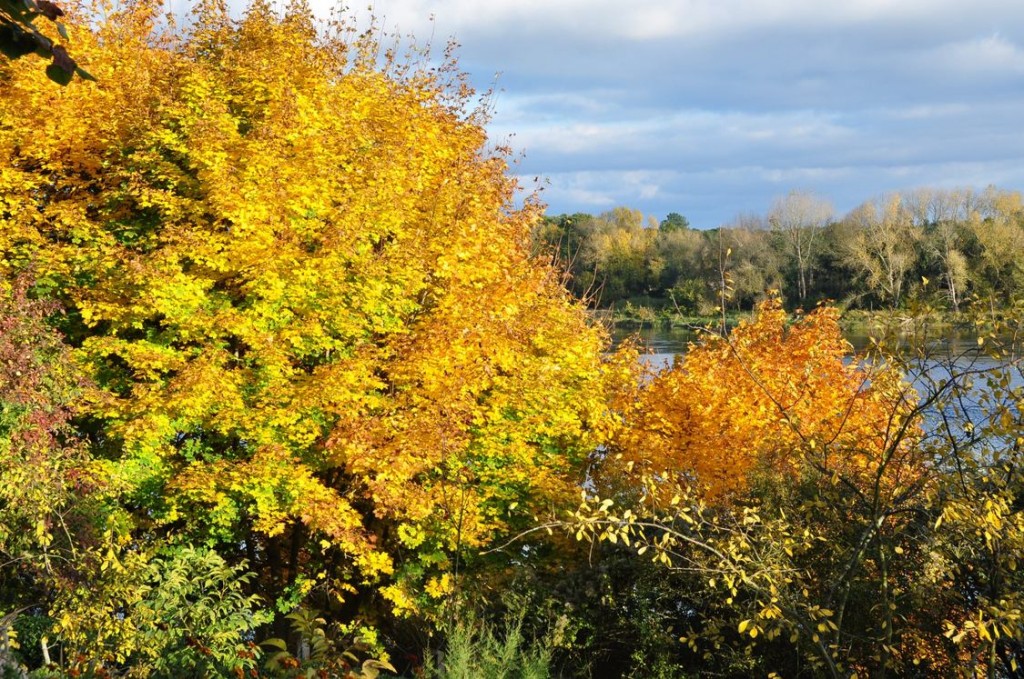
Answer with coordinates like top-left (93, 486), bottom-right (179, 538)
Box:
top-left (365, 659), bottom-right (397, 672)
top-left (46, 62), bottom-right (73, 85)
top-left (260, 638), bottom-right (288, 651)
top-left (75, 65), bottom-right (97, 81)
top-left (50, 43), bottom-right (75, 72)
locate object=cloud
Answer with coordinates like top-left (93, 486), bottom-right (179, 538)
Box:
top-left (285, 0), bottom-right (1024, 226)
top-left (492, 105), bottom-right (858, 175)
top-left (344, 0), bottom-right (1024, 44)
top-left (930, 34), bottom-right (1024, 76)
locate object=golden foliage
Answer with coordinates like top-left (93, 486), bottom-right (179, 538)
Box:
top-left (613, 297), bottom-right (921, 501)
top-left (0, 0), bottom-right (621, 615)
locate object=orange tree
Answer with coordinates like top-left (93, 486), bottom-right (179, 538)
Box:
top-left (612, 297), bottom-right (923, 502)
top-left (573, 298), bottom-right (956, 676)
top-left (0, 0), bottom-right (624, 668)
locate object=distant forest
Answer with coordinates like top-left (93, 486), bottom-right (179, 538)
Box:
top-left (534, 186), bottom-right (1024, 314)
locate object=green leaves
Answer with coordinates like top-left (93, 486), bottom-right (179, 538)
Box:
top-left (45, 59), bottom-right (71, 84)
top-left (260, 609), bottom-right (395, 678)
top-left (132, 545), bottom-right (271, 677)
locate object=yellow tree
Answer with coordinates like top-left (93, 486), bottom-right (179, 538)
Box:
top-left (971, 187), bottom-right (1024, 299)
top-left (768, 190), bottom-right (833, 302)
top-left (841, 195), bottom-right (921, 308)
top-left (0, 0), bottom-right (623, 656)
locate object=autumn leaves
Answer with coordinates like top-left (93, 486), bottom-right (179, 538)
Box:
top-left (1, 0), bottom-right (613, 638)
top-left (612, 298), bottom-right (922, 503)
top-left (3, 1), bottom-right (1019, 676)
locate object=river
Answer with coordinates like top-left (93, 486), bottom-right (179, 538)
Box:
top-left (609, 324), bottom-right (1024, 396)
top-left (609, 324), bottom-right (879, 370)
top-left (610, 323), bottom-right (1024, 438)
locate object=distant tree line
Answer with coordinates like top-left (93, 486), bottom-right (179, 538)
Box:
top-left (534, 186), bottom-right (1024, 314)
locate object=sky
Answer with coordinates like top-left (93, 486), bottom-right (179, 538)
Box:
top-left (315, 0), bottom-right (1024, 228)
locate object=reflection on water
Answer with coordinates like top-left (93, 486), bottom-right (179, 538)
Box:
top-left (608, 325), bottom-right (700, 370)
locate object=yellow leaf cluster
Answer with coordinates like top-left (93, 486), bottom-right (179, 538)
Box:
top-left (0, 0), bottom-right (624, 608)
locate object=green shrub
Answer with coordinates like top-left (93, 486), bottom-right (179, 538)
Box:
top-left (427, 610), bottom-right (552, 679)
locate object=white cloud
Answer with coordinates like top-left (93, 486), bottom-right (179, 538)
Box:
top-left (883, 104), bottom-right (972, 120)
top-left (490, 106), bottom-right (856, 173)
top-left (269, 0), bottom-right (1024, 226)
top-left (931, 34), bottom-right (1024, 76)
top-left (333, 0), bottom-right (1024, 44)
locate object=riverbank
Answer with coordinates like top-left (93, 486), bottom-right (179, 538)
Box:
top-left (591, 303), bottom-right (992, 333)
top-left (588, 305), bottom-right (750, 330)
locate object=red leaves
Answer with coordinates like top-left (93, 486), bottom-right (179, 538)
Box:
top-left (0, 279), bottom-right (64, 412)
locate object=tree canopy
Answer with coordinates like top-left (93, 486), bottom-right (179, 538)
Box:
top-left (0, 0), bottom-right (624, 671)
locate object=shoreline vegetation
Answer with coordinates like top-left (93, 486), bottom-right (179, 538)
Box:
top-left (591, 300), bottom-right (985, 333)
